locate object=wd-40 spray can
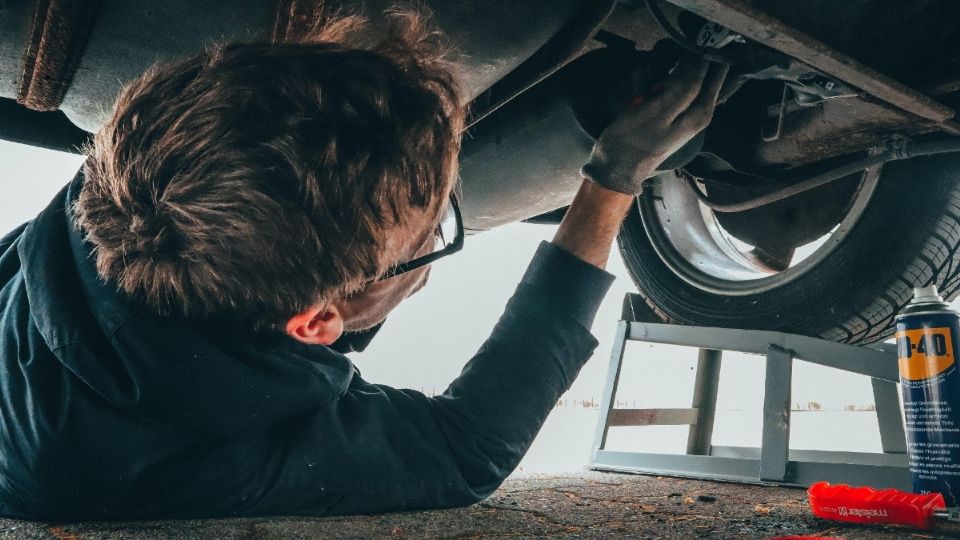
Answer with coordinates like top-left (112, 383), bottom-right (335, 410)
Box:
top-left (896, 285), bottom-right (960, 505)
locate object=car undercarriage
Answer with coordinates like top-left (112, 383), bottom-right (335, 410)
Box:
top-left (3, 0), bottom-right (960, 343)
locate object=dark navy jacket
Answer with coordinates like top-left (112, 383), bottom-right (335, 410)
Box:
top-left (0, 172), bottom-right (613, 520)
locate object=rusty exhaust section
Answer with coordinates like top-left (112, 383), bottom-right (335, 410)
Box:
top-left (17, 0), bottom-right (102, 112)
top-left (664, 0), bottom-right (960, 135)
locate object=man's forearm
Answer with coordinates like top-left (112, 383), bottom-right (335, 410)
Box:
top-left (551, 180), bottom-right (635, 270)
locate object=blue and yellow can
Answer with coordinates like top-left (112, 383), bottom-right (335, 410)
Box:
top-left (896, 285), bottom-right (960, 506)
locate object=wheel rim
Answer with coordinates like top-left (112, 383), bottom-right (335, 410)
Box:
top-left (638, 167), bottom-right (880, 296)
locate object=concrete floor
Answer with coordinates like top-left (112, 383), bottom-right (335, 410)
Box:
top-left (5, 471), bottom-right (960, 539)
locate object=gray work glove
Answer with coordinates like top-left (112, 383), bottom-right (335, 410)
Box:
top-left (581, 58), bottom-right (729, 195)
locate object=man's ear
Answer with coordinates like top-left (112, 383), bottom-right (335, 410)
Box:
top-left (285, 304), bottom-right (345, 346)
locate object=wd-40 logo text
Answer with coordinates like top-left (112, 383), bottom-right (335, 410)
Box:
top-left (897, 327), bottom-right (955, 381)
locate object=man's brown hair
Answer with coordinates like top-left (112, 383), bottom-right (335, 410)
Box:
top-left (75, 10), bottom-right (464, 331)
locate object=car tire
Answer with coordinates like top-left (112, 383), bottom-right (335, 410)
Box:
top-left (617, 153), bottom-right (960, 344)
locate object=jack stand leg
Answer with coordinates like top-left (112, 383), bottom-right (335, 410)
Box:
top-left (687, 348), bottom-right (723, 456)
top-left (760, 345), bottom-right (794, 482)
top-left (872, 377), bottom-right (907, 454)
top-left (593, 321), bottom-right (629, 452)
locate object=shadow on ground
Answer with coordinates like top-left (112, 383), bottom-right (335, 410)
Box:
top-left (5, 472), bottom-right (960, 539)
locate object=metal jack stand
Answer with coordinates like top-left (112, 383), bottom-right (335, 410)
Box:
top-left (590, 293), bottom-right (910, 490)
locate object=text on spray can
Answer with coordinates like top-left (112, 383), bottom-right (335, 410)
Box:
top-left (896, 285), bottom-right (960, 506)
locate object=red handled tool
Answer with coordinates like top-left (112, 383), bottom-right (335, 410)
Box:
top-left (807, 481), bottom-right (959, 530)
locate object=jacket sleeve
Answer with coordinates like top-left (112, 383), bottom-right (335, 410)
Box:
top-left (0, 223), bottom-right (28, 254)
top-left (0, 223), bottom-right (28, 284)
top-left (249, 242), bottom-right (615, 517)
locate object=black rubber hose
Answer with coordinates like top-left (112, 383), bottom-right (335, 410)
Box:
top-left (688, 138), bottom-right (960, 213)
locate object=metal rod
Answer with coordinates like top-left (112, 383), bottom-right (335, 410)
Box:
top-left (687, 348), bottom-right (723, 455)
top-left (593, 322), bottom-right (630, 451)
top-left (689, 138), bottom-right (960, 212)
top-left (759, 345), bottom-right (793, 482)
top-left (663, 0), bottom-right (960, 134)
top-left (626, 322), bottom-right (900, 383)
top-left (871, 378), bottom-right (907, 455)
top-left (608, 408), bottom-right (699, 426)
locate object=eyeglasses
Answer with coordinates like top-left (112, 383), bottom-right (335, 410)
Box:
top-left (372, 195), bottom-right (464, 282)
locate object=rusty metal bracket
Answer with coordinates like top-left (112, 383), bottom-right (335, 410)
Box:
top-left (18, 0), bottom-right (103, 112)
top-left (664, 0), bottom-right (960, 135)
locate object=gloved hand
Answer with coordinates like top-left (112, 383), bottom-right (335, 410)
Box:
top-left (580, 57), bottom-right (729, 196)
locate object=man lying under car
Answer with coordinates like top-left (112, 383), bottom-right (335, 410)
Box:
top-left (0, 11), bottom-right (726, 519)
